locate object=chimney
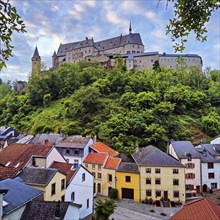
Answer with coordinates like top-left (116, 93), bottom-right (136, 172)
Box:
top-left (0, 189), bottom-right (8, 219)
top-left (44, 139), bottom-right (49, 145)
top-left (93, 135), bottom-right (97, 144)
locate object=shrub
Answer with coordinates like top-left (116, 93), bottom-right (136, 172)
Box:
top-left (109, 188), bottom-right (118, 200)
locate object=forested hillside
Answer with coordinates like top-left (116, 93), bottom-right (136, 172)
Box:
top-left (0, 60), bottom-right (220, 151)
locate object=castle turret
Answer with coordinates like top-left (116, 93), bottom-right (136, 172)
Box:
top-left (32, 46), bottom-right (41, 73)
top-left (52, 51), bottom-right (58, 69)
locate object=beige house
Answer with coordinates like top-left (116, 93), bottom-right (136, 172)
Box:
top-left (18, 167), bottom-right (66, 201)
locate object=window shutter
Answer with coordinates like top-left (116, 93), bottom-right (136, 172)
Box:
top-left (185, 164), bottom-right (188, 168)
top-left (192, 163), bottom-right (195, 168)
top-left (185, 174), bottom-right (188, 179)
top-left (192, 173), bottom-right (195, 179)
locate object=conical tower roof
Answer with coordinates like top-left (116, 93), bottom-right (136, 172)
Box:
top-left (52, 51), bottom-right (57, 57)
top-left (32, 46), bottom-right (41, 59)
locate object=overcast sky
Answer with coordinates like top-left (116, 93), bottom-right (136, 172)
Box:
top-left (1, 0), bottom-right (219, 81)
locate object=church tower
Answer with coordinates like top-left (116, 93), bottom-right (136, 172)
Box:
top-left (32, 46), bottom-right (41, 73)
top-left (52, 51), bottom-right (58, 69)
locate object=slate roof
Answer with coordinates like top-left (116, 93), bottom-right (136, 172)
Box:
top-left (55, 135), bottom-right (91, 149)
top-left (200, 144), bottom-right (220, 157)
top-left (84, 153), bottom-right (107, 165)
top-left (16, 135), bottom-right (34, 144)
top-left (18, 167), bottom-right (65, 186)
top-left (31, 133), bottom-right (61, 145)
top-left (20, 200), bottom-right (81, 220)
top-left (57, 33), bottom-right (143, 57)
top-left (0, 143), bottom-right (53, 171)
top-left (117, 162), bottom-right (139, 173)
top-left (0, 178), bottom-right (43, 215)
top-left (90, 142), bottom-right (119, 157)
top-left (133, 146), bottom-right (184, 167)
top-left (169, 198), bottom-right (220, 220)
top-left (50, 162), bottom-right (76, 184)
top-left (195, 146), bottom-right (220, 163)
top-left (104, 157), bottom-right (121, 170)
top-left (159, 53), bottom-right (201, 58)
top-left (32, 46), bottom-right (40, 59)
top-left (170, 141), bottom-right (201, 159)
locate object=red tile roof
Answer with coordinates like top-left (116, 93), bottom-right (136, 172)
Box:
top-left (83, 153), bottom-right (107, 165)
top-left (0, 164), bottom-right (18, 180)
top-left (90, 142), bottom-right (118, 157)
top-left (104, 157), bottom-right (121, 170)
top-left (170, 198), bottom-right (220, 220)
top-left (50, 161), bottom-right (76, 184)
top-left (0, 143), bottom-right (53, 172)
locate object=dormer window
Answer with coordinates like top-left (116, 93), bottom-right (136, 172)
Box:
top-left (5, 162), bottom-right (11, 167)
top-left (14, 163), bottom-right (20, 168)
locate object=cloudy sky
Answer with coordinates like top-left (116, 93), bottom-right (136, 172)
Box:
top-left (1, 0), bottom-right (219, 81)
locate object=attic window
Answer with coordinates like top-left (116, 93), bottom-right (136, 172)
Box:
top-left (14, 163), bottom-right (20, 168)
top-left (5, 162), bottom-right (11, 166)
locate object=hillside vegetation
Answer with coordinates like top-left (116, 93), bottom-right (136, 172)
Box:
top-left (0, 60), bottom-right (220, 152)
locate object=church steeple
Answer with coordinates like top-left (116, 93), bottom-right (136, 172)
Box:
top-left (31, 46), bottom-right (41, 73)
top-left (129, 21), bottom-right (132, 34)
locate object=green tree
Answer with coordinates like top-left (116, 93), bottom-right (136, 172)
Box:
top-left (0, 0), bottom-right (26, 69)
top-left (165, 0), bottom-right (219, 51)
top-left (94, 199), bottom-right (117, 220)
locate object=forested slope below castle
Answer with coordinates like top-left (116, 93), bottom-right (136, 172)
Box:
top-left (0, 61), bottom-right (220, 151)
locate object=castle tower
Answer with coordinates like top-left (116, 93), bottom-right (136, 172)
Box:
top-left (32, 46), bottom-right (41, 73)
top-left (52, 51), bottom-right (58, 69)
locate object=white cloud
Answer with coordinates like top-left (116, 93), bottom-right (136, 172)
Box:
top-left (51, 5), bottom-right (59, 12)
top-left (69, 3), bottom-right (85, 20)
top-left (152, 29), bottom-right (169, 40)
top-left (144, 11), bottom-right (163, 25)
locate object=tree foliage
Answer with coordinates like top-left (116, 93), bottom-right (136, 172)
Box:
top-left (165, 0), bottom-right (220, 51)
top-left (0, 0), bottom-right (26, 69)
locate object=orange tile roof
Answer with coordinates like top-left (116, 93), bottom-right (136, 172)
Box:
top-left (0, 143), bottom-right (53, 171)
top-left (170, 198), bottom-right (220, 220)
top-left (0, 164), bottom-right (18, 180)
top-left (104, 157), bottom-right (121, 170)
top-left (90, 142), bottom-right (119, 157)
top-left (50, 161), bottom-right (76, 184)
top-left (83, 153), bottom-right (107, 165)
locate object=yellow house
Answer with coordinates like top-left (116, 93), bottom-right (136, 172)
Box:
top-left (18, 167), bottom-right (66, 201)
top-left (132, 146), bottom-right (186, 204)
top-left (116, 162), bottom-right (140, 202)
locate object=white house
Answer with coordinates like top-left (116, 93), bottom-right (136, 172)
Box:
top-left (196, 145), bottom-right (220, 191)
top-left (55, 135), bottom-right (94, 165)
top-left (168, 141), bottom-right (202, 198)
top-left (50, 162), bottom-right (94, 220)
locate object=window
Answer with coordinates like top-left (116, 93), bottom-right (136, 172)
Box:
top-left (61, 179), bottom-right (65, 190)
top-left (173, 169), bottom-right (179, 174)
top-left (98, 165), bottom-right (101, 171)
top-left (155, 168), bottom-right (160, 174)
top-left (108, 174), bottom-right (112, 182)
top-left (146, 168), bottom-right (151, 173)
top-left (155, 190), bottom-right (161, 197)
top-left (98, 173), bottom-right (102, 179)
top-left (155, 178), bottom-right (161, 184)
top-left (186, 173), bottom-right (195, 179)
top-left (173, 179), bottom-right (179, 186)
top-left (61, 195), bottom-right (65, 202)
top-left (186, 163), bottom-right (194, 168)
top-left (125, 176), bottom-right (131, 182)
top-left (85, 164), bottom-right (88, 168)
top-left (146, 178), bottom-right (151, 184)
top-left (51, 183), bottom-right (56, 195)
top-left (74, 150), bottom-right (79, 155)
top-left (146, 190), bottom-right (151, 196)
top-left (173, 191), bottom-right (179, 198)
top-left (186, 184), bottom-right (194, 190)
top-left (66, 149), bottom-right (70, 155)
top-left (92, 164), bottom-right (95, 170)
top-left (92, 172), bottom-right (96, 178)
top-left (208, 173), bottom-right (215, 179)
top-left (87, 199), bottom-right (89, 209)
top-left (71, 192), bottom-right (75, 201)
top-left (82, 173), bottom-right (85, 182)
top-left (208, 163), bottom-right (214, 169)
top-left (211, 183), bottom-right (217, 189)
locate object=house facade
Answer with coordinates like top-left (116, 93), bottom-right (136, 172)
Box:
top-left (18, 167), bottom-right (66, 201)
top-left (50, 162), bottom-right (94, 220)
top-left (55, 135), bottom-right (94, 165)
top-left (116, 162), bottom-right (140, 202)
top-left (168, 141), bottom-right (202, 198)
top-left (133, 146), bottom-right (186, 204)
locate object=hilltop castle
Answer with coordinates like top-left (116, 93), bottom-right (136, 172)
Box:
top-left (32, 24), bottom-right (202, 72)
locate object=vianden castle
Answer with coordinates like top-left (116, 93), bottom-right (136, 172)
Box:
top-left (32, 24), bottom-right (202, 73)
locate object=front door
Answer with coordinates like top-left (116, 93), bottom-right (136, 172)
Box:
top-left (108, 187), bottom-right (112, 196)
top-left (164, 191), bottom-right (168, 201)
top-left (98, 183), bottom-right (101, 193)
top-left (203, 184), bottom-right (207, 193)
top-left (196, 186), bottom-right (200, 194)
top-left (122, 188), bottom-right (134, 200)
